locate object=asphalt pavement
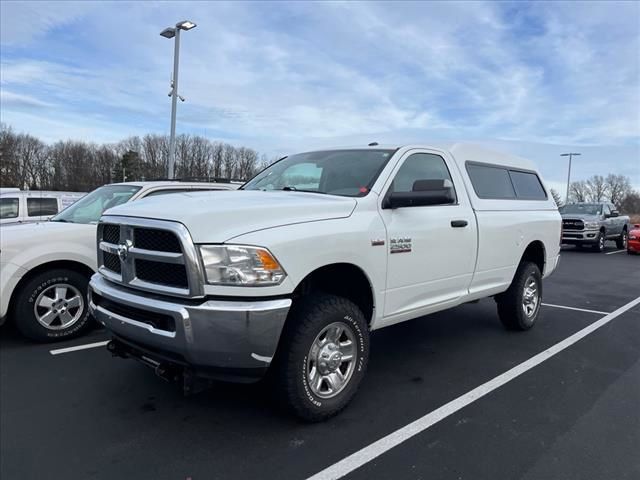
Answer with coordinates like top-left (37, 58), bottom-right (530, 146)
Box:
top-left (1, 244), bottom-right (639, 480)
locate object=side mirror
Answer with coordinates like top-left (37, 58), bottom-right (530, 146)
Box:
top-left (606, 211), bottom-right (619, 218)
top-left (383, 179), bottom-right (456, 209)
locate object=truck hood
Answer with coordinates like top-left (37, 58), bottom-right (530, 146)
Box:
top-left (560, 213), bottom-right (601, 221)
top-left (102, 190), bottom-right (358, 243)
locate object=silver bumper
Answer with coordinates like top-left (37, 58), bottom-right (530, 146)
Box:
top-left (89, 274), bottom-right (291, 380)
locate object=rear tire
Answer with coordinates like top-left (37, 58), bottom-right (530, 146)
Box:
top-left (273, 294), bottom-right (369, 422)
top-left (14, 269), bottom-right (92, 342)
top-left (496, 261), bottom-right (542, 331)
top-left (616, 229), bottom-right (628, 249)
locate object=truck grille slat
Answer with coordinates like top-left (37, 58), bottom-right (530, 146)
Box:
top-left (134, 228), bottom-right (182, 253)
top-left (102, 224), bottom-right (120, 244)
top-left (103, 252), bottom-right (121, 274)
top-left (135, 259), bottom-right (188, 289)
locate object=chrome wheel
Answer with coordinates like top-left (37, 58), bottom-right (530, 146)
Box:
top-left (522, 275), bottom-right (539, 318)
top-left (306, 321), bottom-right (357, 399)
top-left (34, 283), bottom-right (84, 330)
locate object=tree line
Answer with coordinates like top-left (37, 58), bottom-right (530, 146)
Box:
top-left (0, 123), bottom-right (275, 192)
top-left (549, 173), bottom-right (639, 214)
top-left (2, 123), bottom-right (639, 214)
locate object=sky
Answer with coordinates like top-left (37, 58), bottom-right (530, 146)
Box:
top-left (1, 0), bottom-right (638, 196)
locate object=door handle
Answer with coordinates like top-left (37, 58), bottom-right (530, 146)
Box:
top-left (451, 220), bottom-right (468, 228)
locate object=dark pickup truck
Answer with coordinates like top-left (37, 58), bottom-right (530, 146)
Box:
top-left (560, 202), bottom-right (630, 252)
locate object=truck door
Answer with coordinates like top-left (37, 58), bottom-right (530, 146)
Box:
top-left (379, 150), bottom-right (478, 320)
top-left (602, 204), bottom-right (616, 236)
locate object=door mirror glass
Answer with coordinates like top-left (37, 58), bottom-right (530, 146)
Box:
top-left (384, 179), bottom-right (456, 209)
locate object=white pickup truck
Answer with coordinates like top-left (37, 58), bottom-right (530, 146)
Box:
top-left (89, 144), bottom-right (561, 421)
top-left (0, 181), bottom-right (239, 342)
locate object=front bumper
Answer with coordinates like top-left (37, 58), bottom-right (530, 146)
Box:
top-left (562, 229), bottom-right (600, 244)
top-left (89, 274), bottom-right (291, 382)
top-left (628, 239), bottom-right (640, 252)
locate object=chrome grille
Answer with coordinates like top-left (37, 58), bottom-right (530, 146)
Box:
top-left (97, 216), bottom-right (204, 298)
top-left (562, 219), bottom-right (584, 231)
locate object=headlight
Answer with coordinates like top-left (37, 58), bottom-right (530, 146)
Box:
top-left (630, 234), bottom-right (637, 240)
top-left (584, 221), bottom-right (600, 229)
top-left (198, 245), bottom-right (286, 286)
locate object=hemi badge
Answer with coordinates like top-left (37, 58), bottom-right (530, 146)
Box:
top-left (371, 239), bottom-right (385, 246)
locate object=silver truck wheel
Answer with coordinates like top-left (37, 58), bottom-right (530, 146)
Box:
top-left (306, 321), bottom-right (358, 399)
top-left (521, 275), bottom-right (540, 318)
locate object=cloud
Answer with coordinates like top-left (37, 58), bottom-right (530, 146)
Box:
top-left (0, 0), bottom-right (638, 189)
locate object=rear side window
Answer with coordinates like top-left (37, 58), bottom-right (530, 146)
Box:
top-left (466, 162), bottom-right (547, 200)
top-left (27, 197), bottom-right (59, 216)
top-left (0, 198), bottom-right (19, 219)
top-left (509, 171), bottom-right (547, 200)
top-left (466, 163), bottom-right (515, 199)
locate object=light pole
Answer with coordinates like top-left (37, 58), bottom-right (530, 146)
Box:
top-left (560, 152), bottom-right (581, 204)
top-left (160, 20), bottom-right (197, 179)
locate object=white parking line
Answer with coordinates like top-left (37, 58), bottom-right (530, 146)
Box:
top-left (605, 249), bottom-right (626, 255)
top-left (306, 295), bottom-right (640, 480)
top-left (542, 303), bottom-right (610, 315)
top-left (50, 341), bottom-right (109, 355)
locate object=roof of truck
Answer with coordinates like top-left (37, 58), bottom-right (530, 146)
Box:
top-left (306, 143), bottom-right (537, 172)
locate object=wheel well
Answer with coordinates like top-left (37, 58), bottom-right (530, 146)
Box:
top-left (521, 241), bottom-right (545, 275)
top-left (293, 263), bottom-right (374, 325)
top-left (8, 260), bottom-right (94, 320)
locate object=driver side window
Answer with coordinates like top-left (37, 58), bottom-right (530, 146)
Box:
top-left (389, 153), bottom-right (456, 201)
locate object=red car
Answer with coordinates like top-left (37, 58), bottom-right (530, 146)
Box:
top-left (628, 224), bottom-right (640, 255)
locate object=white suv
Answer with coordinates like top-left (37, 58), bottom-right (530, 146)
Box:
top-left (0, 180), bottom-right (239, 342)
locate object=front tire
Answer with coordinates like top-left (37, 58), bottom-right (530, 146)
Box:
top-left (496, 261), bottom-right (542, 331)
top-left (14, 269), bottom-right (92, 342)
top-left (592, 231), bottom-right (605, 252)
top-left (274, 294), bottom-right (369, 422)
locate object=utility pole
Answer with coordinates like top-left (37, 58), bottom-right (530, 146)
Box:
top-left (560, 152), bottom-right (581, 203)
top-left (160, 20), bottom-right (197, 179)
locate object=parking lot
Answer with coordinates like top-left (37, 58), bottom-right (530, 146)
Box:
top-left (1, 245), bottom-right (639, 480)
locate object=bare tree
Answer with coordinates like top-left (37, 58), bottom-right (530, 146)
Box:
top-left (620, 191), bottom-right (640, 215)
top-left (605, 174), bottom-right (632, 208)
top-left (569, 180), bottom-right (589, 203)
top-left (585, 175), bottom-right (608, 202)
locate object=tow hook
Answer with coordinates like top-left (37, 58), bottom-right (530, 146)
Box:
top-left (183, 369), bottom-right (212, 396)
top-left (106, 340), bottom-right (128, 358)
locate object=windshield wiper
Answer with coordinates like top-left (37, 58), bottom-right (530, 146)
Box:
top-left (281, 186), bottom-right (326, 194)
top-left (53, 218), bottom-right (74, 223)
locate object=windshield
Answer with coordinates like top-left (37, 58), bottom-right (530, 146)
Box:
top-left (560, 203), bottom-right (602, 215)
top-left (52, 185), bottom-right (141, 224)
top-left (243, 149), bottom-right (396, 197)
